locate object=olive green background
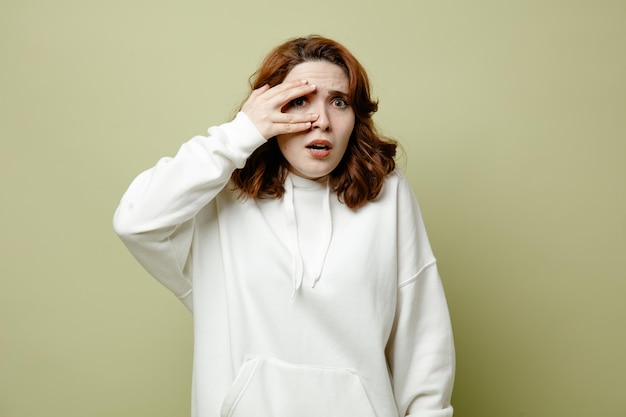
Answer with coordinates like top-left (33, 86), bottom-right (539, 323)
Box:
top-left (2, 0), bottom-right (624, 416)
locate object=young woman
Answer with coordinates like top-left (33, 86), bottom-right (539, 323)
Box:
top-left (114, 35), bottom-right (455, 417)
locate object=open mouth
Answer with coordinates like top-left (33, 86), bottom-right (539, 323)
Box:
top-left (306, 144), bottom-right (330, 151)
top-left (306, 140), bottom-right (332, 152)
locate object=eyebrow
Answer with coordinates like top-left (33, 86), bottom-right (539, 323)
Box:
top-left (329, 89), bottom-right (349, 96)
top-left (312, 88), bottom-right (349, 97)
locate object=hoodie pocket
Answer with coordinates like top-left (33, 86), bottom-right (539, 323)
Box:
top-left (220, 355), bottom-right (377, 417)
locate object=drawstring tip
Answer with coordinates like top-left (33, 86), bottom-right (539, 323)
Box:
top-left (311, 275), bottom-right (321, 289)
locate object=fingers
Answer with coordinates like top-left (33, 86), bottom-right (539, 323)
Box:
top-left (264, 79), bottom-right (316, 105)
top-left (274, 111), bottom-right (318, 124)
top-left (243, 81), bottom-right (312, 113)
top-left (242, 80), bottom-right (318, 139)
top-left (270, 105), bottom-right (319, 136)
top-left (270, 116), bottom-right (316, 136)
top-left (248, 83), bottom-right (270, 99)
top-left (257, 112), bottom-right (318, 138)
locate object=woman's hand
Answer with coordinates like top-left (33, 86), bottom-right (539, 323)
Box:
top-left (241, 80), bottom-right (319, 139)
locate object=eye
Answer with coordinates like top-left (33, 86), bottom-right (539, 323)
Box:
top-left (332, 97), bottom-right (349, 109)
top-left (291, 97), bottom-right (308, 108)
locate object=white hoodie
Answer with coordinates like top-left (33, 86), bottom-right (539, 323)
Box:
top-left (113, 112), bottom-right (455, 417)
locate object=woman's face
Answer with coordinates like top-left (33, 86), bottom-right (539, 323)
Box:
top-left (276, 61), bottom-right (355, 180)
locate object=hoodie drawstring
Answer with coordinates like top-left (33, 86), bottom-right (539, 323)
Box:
top-left (312, 178), bottom-right (332, 288)
top-left (283, 174), bottom-right (333, 297)
top-left (283, 176), bottom-right (304, 297)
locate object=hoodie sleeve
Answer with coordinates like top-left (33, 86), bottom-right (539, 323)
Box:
top-left (385, 174), bottom-right (456, 417)
top-left (113, 112), bottom-right (266, 310)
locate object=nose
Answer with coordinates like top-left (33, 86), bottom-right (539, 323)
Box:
top-left (312, 105), bottom-right (330, 131)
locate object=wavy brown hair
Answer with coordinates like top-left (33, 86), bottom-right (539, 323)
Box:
top-left (231, 35), bottom-right (397, 209)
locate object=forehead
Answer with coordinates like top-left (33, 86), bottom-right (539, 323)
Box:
top-left (284, 61), bottom-right (349, 93)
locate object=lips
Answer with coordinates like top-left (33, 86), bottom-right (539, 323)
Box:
top-left (305, 140), bottom-right (333, 158)
top-left (306, 140), bottom-right (332, 150)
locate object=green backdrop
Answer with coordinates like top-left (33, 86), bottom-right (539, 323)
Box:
top-left (2, 1), bottom-right (624, 416)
